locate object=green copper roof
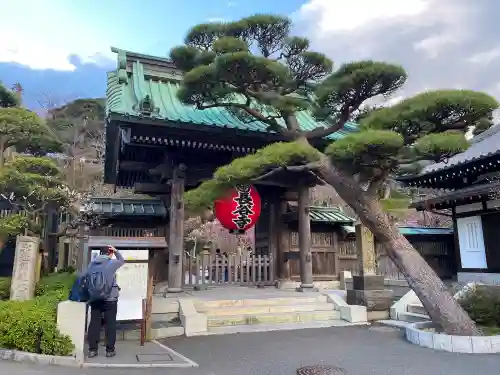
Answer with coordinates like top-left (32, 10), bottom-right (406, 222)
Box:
top-left (340, 225), bottom-right (452, 236)
top-left (284, 206), bottom-right (355, 224)
top-left (85, 197), bottom-right (167, 217)
top-left (308, 206), bottom-right (354, 223)
top-left (106, 48), bottom-right (358, 140)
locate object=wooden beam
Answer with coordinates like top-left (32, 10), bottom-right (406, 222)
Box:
top-left (134, 183), bottom-right (170, 195)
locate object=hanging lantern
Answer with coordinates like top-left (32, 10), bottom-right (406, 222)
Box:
top-left (214, 184), bottom-right (261, 233)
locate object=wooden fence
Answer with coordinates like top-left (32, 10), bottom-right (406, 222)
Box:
top-left (183, 253), bottom-right (275, 286)
top-left (333, 238), bottom-right (455, 280)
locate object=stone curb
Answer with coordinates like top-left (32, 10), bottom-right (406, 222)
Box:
top-left (0, 347), bottom-right (199, 368)
top-left (405, 321), bottom-right (500, 354)
top-left (0, 348), bottom-right (80, 367)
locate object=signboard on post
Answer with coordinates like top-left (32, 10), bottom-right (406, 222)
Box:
top-left (116, 249), bottom-right (149, 321)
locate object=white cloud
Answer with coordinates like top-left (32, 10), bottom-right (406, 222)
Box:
top-left (297, 0), bottom-right (429, 35)
top-left (467, 46), bottom-right (500, 65)
top-left (413, 33), bottom-right (461, 58)
top-left (295, 0), bottom-right (500, 102)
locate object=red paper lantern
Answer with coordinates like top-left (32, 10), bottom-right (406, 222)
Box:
top-left (214, 184), bottom-right (261, 233)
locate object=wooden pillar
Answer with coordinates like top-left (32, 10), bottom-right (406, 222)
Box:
top-left (78, 224), bottom-right (88, 272)
top-left (297, 185), bottom-right (313, 290)
top-left (268, 198), bottom-right (284, 281)
top-left (167, 164), bottom-right (186, 293)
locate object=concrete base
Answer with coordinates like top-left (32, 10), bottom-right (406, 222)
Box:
top-left (346, 289), bottom-right (394, 311)
top-left (367, 310), bottom-right (390, 321)
top-left (296, 284), bottom-right (316, 292)
top-left (276, 279), bottom-right (340, 290)
top-left (167, 287), bottom-right (183, 293)
top-left (57, 301), bottom-right (86, 364)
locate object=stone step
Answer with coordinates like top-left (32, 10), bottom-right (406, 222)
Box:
top-left (407, 303), bottom-right (428, 315)
top-left (196, 296), bottom-right (326, 310)
top-left (96, 320), bottom-right (183, 341)
top-left (152, 297), bottom-right (180, 314)
top-left (398, 311), bottom-right (430, 323)
top-left (151, 312), bottom-right (179, 322)
top-left (207, 310), bottom-right (341, 327)
top-left (204, 303), bottom-right (336, 317)
top-left (200, 319), bottom-right (367, 336)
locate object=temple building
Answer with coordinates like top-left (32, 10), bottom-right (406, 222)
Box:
top-left (399, 125), bottom-right (500, 284)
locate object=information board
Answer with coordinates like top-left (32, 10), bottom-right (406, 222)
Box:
top-left (116, 262), bottom-right (149, 321)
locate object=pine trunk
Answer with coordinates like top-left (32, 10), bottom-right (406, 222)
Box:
top-left (317, 159), bottom-right (480, 336)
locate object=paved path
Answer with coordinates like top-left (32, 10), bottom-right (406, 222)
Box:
top-left (3, 325), bottom-right (500, 375)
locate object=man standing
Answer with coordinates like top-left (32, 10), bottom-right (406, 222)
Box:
top-left (86, 245), bottom-right (124, 358)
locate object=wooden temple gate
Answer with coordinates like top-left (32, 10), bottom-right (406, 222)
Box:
top-left (101, 48), bottom-right (457, 294)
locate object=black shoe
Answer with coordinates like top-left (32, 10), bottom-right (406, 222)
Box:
top-left (88, 350), bottom-right (98, 358)
top-left (105, 350), bottom-right (116, 358)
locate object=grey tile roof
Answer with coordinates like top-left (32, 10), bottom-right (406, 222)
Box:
top-left (86, 197), bottom-right (167, 217)
top-left (420, 124), bottom-right (500, 174)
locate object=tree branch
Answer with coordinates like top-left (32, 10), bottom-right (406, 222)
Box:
top-left (367, 171), bottom-right (390, 197)
top-left (252, 162), bottom-right (321, 182)
top-left (304, 105), bottom-right (350, 140)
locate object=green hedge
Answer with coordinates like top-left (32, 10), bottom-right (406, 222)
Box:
top-left (0, 277), bottom-right (10, 300)
top-left (459, 286), bottom-right (500, 330)
top-left (0, 272), bottom-right (76, 355)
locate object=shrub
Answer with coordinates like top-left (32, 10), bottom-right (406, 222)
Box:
top-left (0, 272), bottom-right (76, 355)
top-left (459, 286), bottom-right (500, 328)
top-left (0, 277), bottom-right (11, 300)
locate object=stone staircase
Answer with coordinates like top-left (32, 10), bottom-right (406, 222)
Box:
top-left (182, 294), bottom-right (367, 336)
top-left (397, 302), bottom-right (430, 323)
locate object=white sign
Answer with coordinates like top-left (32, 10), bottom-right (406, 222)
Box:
top-left (116, 262), bottom-right (149, 321)
top-left (119, 249), bottom-right (149, 261)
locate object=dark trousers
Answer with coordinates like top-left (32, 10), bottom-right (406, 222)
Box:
top-left (87, 300), bottom-right (118, 352)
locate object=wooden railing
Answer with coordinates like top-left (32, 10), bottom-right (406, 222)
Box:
top-left (183, 254), bottom-right (275, 286)
top-left (100, 227), bottom-right (163, 237)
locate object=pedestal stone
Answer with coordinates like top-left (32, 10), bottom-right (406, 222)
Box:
top-left (10, 236), bottom-right (40, 301)
top-left (346, 224), bottom-right (393, 317)
top-left (346, 289), bottom-right (394, 311)
top-left (352, 275), bottom-right (384, 290)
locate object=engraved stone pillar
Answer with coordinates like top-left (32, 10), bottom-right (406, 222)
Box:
top-left (10, 236), bottom-right (40, 301)
top-left (346, 223), bottom-right (393, 320)
top-left (167, 164), bottom-right (186, 293)
top-left (356, 223), bottom-right (376, 276)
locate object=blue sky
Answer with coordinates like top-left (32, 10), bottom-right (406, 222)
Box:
top-left (1, 0), bottom-right (498, 111)
top-left (0, 0), bottom-right (306, 108)
top-left (1, 0), bottom-right (305, 70)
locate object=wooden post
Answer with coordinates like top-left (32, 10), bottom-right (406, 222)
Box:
top-left (297, 185), bottom-right (313, 291)
top-left (145, 249), bottom-right (154, 341)
top-left (167, 164), bottom-right (186, 293)
top-left (268, 200), bottom-right (279, 281)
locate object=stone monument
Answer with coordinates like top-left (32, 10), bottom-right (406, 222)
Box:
top-left (346, 223), bottom-right (393, 320)
top-left (10, 236), bottom-right (40, 301)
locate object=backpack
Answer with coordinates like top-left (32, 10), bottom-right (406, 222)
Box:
top-left (68, 274), bottom-right (89, 302)
top-left (84, 263), bottom-right (113, 302)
